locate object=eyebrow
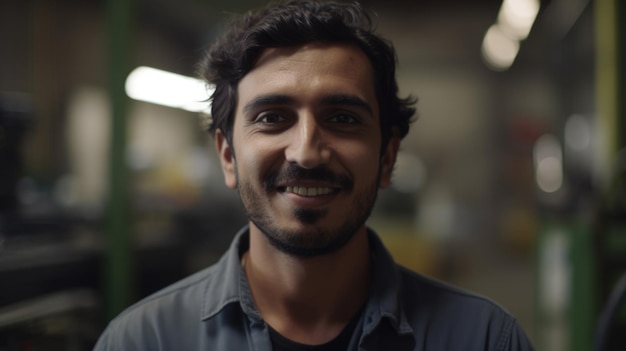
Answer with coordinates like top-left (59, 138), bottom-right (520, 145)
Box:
top-left (319, 94), bottom-right (374, 116)
top-left (243, 95), bottom-right (295, 114)
top-left (242, 94), bottom-right (374, 117)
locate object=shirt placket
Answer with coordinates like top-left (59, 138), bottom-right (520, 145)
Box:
top-left (245, 317), bottom-right (273, 351)
top-left (239, 261), bottom-right (273, 351)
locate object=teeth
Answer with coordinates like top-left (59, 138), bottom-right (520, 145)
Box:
top-left (285, 186), bottom-right (334, 197)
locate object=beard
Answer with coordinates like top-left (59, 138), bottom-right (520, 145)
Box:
top-left (236, 163), bottom-right (381, 258)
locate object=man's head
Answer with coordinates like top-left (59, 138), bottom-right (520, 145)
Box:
top-left (198, 0), bottom-right (416, 257)
top-left (198, 0), bottom-right (415, 151)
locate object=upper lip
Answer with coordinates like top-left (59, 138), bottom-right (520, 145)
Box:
top-left (277, 182), bottom-right (341, 197)
top-left (283, 185), bottom-right (337, 196)
top-left (278, 180), bottom-right (339, 188)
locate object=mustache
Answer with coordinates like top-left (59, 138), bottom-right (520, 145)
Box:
top-left (264, 164), bottom-right (353, 192)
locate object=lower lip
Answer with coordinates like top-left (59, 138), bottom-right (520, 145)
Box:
top-left (280, 191), bottom-right (338, 207)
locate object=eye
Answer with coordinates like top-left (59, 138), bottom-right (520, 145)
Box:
top-left (256, 112), bottom-right (287, 124)
top-left (328, 113), bottom-right (359, 124)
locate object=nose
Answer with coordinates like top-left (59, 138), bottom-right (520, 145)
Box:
top-left (284, 114), bottom-right (331, 169)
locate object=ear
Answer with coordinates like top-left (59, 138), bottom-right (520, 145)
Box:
top-left (379, 136), bottom-right (400, 189)
top-left (215, 129), bottom-right (237, 189)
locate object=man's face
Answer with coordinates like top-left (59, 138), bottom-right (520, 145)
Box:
top-left (216, 43), bottom-right (398, 257)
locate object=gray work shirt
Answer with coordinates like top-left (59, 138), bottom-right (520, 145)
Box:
top-left (93, 227), bottom-right (534, 350)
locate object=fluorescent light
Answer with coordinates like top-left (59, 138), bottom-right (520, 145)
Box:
top-left (481, 24), bottom-right (519, 71)
top-left (481, 0), bottom-right (540, 71)
top-left (125, 66), bottom-right (214, 114)
top-left (498, 0), bottom-right (540, 40)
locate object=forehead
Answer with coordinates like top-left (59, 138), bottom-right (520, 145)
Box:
top-left (235, 43), bottom-right (378, 112)
top-left (252, 43), bottom-right (373, 76)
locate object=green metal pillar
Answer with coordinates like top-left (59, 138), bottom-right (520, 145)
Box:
top-left (535, 218), bottom-right (595, 351)
top-left (616, 0), bottom-right (626, 151)
top-left (570, 221), bottom-right (596, 351)
top-left (105, 0), bottom-right (135, 321)
top-left (595, 0), bottom-right (620, 164)
top-left (594, 2), bottom-right (626, 349)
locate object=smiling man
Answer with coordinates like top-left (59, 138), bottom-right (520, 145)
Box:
top-left (93, 1), bottom-right (534, 350)
top-left (225, 43), bottom-right (388, 259)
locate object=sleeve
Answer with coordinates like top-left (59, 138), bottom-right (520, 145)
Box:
top-left (497, 318), bottom-right (535, 351)
top-left (91, 313), bottom-right (148, 351)
top-left (92, 325), bottom-right (115, 351)
top-left (91, 315), bottom-right (154, 351)
top-left (91, 303), bottom-right (168, 351)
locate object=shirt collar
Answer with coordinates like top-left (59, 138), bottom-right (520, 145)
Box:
top-left (362, 228), bottom-right (414, 336)
top-left (201, 225), bottom-right (251, 321)
top-left (200, 226), bottom-right (414, 337)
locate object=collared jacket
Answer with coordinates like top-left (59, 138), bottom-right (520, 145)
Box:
top-left (93, 227), bottom-right (534, 350)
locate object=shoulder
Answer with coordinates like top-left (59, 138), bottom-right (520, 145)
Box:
top-left (398, 265), bottom-right (506, 315)
top-left (93, 228), bottom-right (251, 351)
top-left (126, 262), bottom-right (219, 318)
top-left (93, 264), bottom-right (220, 351)
top-left (396, 266), bottom-right (534, 350)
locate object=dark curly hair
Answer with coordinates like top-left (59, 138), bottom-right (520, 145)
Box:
top-left (197, 0), bottom-right (416, 150)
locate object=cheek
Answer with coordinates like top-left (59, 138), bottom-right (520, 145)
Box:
top-left (234, 143), bottom-right (278, 181)
top-left (341, 143), bottom-right (381, 177)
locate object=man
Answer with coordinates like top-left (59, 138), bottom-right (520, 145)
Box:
top-left (94, 1), bottom-right (534, 350)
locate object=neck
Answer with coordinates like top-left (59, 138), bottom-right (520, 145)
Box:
top-left (243, 223), bottom-right (371, 345)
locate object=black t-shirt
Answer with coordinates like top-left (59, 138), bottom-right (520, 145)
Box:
top-left (269, 310), bottom-right (362, 351)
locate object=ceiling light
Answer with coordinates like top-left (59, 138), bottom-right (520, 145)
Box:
top-left (125, 66), bottom-right (213, 114)
top-left (481, 24), bottom-right (520, 71)
top-left (498, 0), bottom-right (540, 40)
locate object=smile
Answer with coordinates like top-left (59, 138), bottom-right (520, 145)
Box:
top-left (284, 186), bottom-right (335, 197)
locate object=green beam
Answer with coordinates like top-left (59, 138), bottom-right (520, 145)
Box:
top-left (595, 0), bottom-right (620, 161)
top-left (570, 222), bottom-right (595, 351)
top-left (617, 0), bottom-right (626, 151)
top-left (105, 0), bottom-right (135, 321)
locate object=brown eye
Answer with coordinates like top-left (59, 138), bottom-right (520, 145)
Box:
top-left (329, 113), bottom-right (358, 124)
top-left (257, 112), bottom-right (286, 124)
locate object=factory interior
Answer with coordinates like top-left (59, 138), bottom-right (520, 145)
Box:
top-left (0, 0), bottom-right (624, 350)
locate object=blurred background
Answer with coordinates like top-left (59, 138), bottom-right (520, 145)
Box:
top-left (0, 0), bottom-right (624, 350)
